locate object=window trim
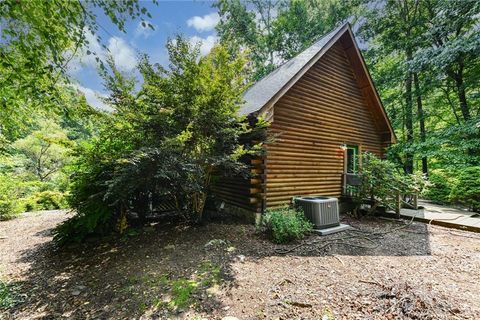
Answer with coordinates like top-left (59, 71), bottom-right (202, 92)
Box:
top-left (345, 144), bottom-right (359, 174)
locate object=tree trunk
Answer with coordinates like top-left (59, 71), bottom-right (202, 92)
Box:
top-left (455, 73), bottom-right (470, 122)
top-left (404, 49), bottom-right (414, 174)
top-left (135, 191), bottom-right (148, 224)
top-left (441, 85), bottom-right (461, 125)
top-left (449, 63), bottom-right (470, 122)
top-left (193, 167), bottom-right (213, 222)
top-left (414, 73), bottom-right (428, 175)
top-left (447, 64), bottom-right (478, 159)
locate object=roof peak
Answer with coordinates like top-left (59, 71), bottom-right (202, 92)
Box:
top-left (240, 23), bottom-right (350, 115)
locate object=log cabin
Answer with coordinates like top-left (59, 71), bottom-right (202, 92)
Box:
top-left (212, 23), bottom-right (396, 220)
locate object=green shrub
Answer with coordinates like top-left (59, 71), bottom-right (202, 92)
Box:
top-left (0, 200), bottom-right (20, 221)
top-left (53, 164), bottom-right (115, 245)
top-left (21, 190), bottom-right (68, 211)
top-left (0, 170), bottom-right (71, 219)
top-left (450, 166), bottom-right (480, 212)
top-left (53, 189), bottom-right (113, 245)
top-left (353, 153), bottom-right (402, 215)
top-left (352, 153), bottom-right (429, 216)
top-left (54, 39), bottom-right (267, 245)
top-left (0, 174), bottom-right (21, 220)
top-left (259, 207), bottom-right (313, 244)
top-left (422, 170), bottom-right (454, 204)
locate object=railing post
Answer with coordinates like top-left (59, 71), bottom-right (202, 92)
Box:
top-left (413, 194), bottom-right (418, 210)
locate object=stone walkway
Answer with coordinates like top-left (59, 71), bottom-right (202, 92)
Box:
top-left (400, 200), bottom-right (480, 232)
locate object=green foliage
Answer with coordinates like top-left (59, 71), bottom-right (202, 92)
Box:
top-left (22, 191), bottom-right (68, 212)
top-left (272, 0), bottom-right (357, 61)
top-left (359, 0), bottom-right (480, 171)
top-left (55, 38), bottom-right (266, 244)
top-left (0, 0), bottom-right (154, 140)
top-left (422, 167), bottom-right (480, 211)
top-left (0, 107), bottom-right (86, 220)
top-left (127, 262), bottom-right (221, 312)
top-left (422, 170), bottom-right (454, 204)
top-left (52, 151), bottom-right (114, 245)
top-left (259, 207), bottom-right (313, 244)
top-left (0, 170), bottom-right (69, 219)
top-left (0, 200), bottom-right (20, 221)
top-left (214, 0), bottom-right (276, 81)
top-left (215, 0), bottom-right (353, 81)
top-left (0, 174), bottom-right (22, 220)
top-left (353, 153), bottom-right (401, 214)
top-left (353, 153), bottom-right (429, 215)
top-left (168, 279), bottom-right (197, 309)
top-left (450, 167), bottom-right (480, 212)
top-left (412, 0), bottom-right (480, 121)
top-left (13, 120), bottom-right (74, 182)
top-left (0, 280), bottom-right (22, 310)
top-left (53, 206), bottom-right (113, 246)
top-left (162, 261), bottom-right (221, 309)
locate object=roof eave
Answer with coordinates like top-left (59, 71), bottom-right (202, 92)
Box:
top-left (255, 23), bottom-right (351, 117)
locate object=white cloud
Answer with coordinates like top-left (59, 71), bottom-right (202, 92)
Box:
top-left (67, 30), bottom-right (104, 73)
top-left (73, 84), bottom-right (110, 111)
top-left (107, 37), bottom-right (137, 72)
top-left (187, 13), bottom-right (220, 32)
top-left (68, 29), bottom-right (137, 74)
top-left (135, 20), bottom-right (156, 39)
top-left (189, 35), bottom-right (218, 56)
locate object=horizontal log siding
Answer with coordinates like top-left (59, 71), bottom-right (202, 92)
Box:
top-left (210, 158), bottom-right (264, 212)
top-left (265, 42), bottom-right (384, 208)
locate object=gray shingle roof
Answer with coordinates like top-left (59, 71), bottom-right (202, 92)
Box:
top-left (240, 23), bottom-right (348, 116)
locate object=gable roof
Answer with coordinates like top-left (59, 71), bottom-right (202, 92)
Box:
top-left (240, 23), bottom-right (396, 143)
top-left (240, 24), bottom-right (345, 116)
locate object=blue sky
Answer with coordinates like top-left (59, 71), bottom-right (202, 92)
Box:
top-left (69, 1), bottom-right (219, 109)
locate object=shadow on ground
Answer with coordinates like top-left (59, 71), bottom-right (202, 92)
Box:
top-left (5, 214), bottom-right (432, 319)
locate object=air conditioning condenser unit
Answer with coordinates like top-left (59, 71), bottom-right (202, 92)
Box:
top-left (294, 196), bottom-right (351, 235)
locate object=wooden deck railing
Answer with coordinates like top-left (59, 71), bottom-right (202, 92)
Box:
top-left (393, 188), bottom-right (419, 217)
top-left (342, 173), bottom-right (419, 216)
top-left (342, 173), bottom-right (361, 197)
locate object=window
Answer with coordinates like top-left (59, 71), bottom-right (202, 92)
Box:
top-left (346, 145), bottom-right (359, 174)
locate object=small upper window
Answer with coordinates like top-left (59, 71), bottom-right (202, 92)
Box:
top-left (346, 145), bottom-right (359, 174)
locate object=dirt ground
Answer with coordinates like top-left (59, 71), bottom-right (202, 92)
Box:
top-left (1, 210), bottom-right (479, 319)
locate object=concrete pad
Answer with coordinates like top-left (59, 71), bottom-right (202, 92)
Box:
top-left (313, 224), bottom-right (352, 236)
top-left (401, 208), bottom-right (425, 218)
top-left (398, 206), bottom-right (480, 233)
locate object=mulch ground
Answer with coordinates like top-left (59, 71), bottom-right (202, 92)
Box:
top-left (0, 210), bottom-right (479, 319)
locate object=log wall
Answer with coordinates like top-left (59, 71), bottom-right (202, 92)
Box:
top-left (210, 157), bottom-right (264, 213)
top-left (213, 38), bottom-right (392, 213)
top-left (264, 42), bottom-right (385, 208)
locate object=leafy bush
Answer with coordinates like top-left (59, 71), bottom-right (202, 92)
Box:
top-left (0, 200), bottom-right (20, 221)
top-left (53, 206), bottom-right (113, 245)
top-left (0, 173), bottom-right (69, 219)
top-left (0, 121), bottom-right (74, 220)
top-left (259, 207), bottom-right (313, 244)
top-left (352, 153), bottom-right (429, 216)
top-left (422, 170), bottom-right (454, 204)
top-left (450, 166), bottom-right (480, 212)
top-left (21, 191), bottom-right (68, 211)
top-left (0, 174), bottom-right (21, 220)
top-left (52, 158), bottom-right (115, 245)
top-left (54, 38), bottom-right (267, 244)
top-left (13, 119), bottom-right (73, 183)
